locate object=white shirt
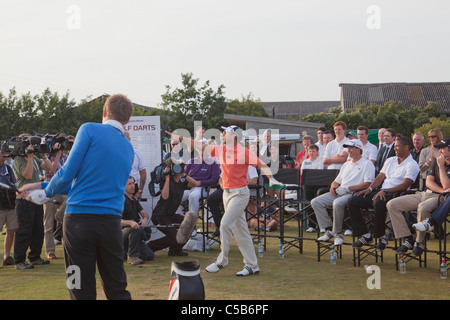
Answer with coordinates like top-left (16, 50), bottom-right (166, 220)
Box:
top-left (301, 157), bottom-right (324, 171)
top-left (335, 158), bottom-right (375, 188)
top-left (130, 149), bottom-right (146, 185)
top-left (380, 154), bottom-right (420, 189)
top-left (323, 137), bottom-right (350, 170)
top-left (362, 142), bottom-right (378, 162)
top-left (247, 166), bottom-right (259, 197)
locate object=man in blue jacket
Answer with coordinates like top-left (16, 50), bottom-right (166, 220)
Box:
top-left (19, 94), bottom-right (134, 300)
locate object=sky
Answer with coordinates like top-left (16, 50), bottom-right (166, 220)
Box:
top-left (1, 0), bottom-right (449, 108)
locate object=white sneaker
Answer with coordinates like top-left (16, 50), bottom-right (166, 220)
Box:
top-left (334, 234), bottom-right (344, 246)
top-left (317, 230), bottom-right (333, 242)
top-left (206, 263), bottom-right (224, 273)
top-left (306, 227), bottom-right (316, 233)
top-left (413, 218), bottom-right (434, 233)
top-left (344, 229), bottom-right (353, 236)
top-left (236, 266), bottom-right (260, 277)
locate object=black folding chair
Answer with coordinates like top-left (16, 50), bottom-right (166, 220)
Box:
top-left (279, 169), bottom-right (339, 255)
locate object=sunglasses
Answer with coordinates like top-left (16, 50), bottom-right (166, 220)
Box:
top-left (428, 135), bottom-right (437, 139)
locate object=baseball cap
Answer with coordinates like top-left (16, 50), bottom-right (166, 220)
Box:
top-left (221, 125), bottom-right (241, 135)
top-left (343, 139), bottom-right (363, 149)
top-left (434, 138), bottom-right (450, 148)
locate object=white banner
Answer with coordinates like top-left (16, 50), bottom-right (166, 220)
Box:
top-left (125, 116), bottom-right (162, 218)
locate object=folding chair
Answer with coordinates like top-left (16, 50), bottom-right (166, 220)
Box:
top-left (279, 169), bottom-right (339, 255)
top-left (437, 193), bottom-right (449, 270)
top-left (352, 209), bottom-right (384, 267)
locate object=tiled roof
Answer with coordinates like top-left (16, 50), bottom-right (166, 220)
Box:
top-left (339, 82), bottom-right (450, 114)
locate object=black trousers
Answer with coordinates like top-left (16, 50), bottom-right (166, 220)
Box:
top-left (148, 214), bottom-right (185, 253)
top-left (63, 214), bottom-right (131, 300)
top-left (14, 199), bottom-right (44, 264)
top-left (347, 191), bottom-right (394, 238)
top-left (206, 188), bottom-right (224, 228)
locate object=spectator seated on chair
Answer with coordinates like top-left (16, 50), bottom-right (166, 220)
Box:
top-left (386, 137), bottom-right (450, 256)
top-left (181, 148), bottom-right (220, 215)
top-left (311, 139), bottom-right (375, 246)
top-left (348, 137), bottom-right (420, 252)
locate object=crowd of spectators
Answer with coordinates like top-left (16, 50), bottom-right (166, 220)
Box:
top-left (1, 120), bottom-right (448, 273)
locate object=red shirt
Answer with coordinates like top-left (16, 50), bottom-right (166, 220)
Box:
top-left (210, 144), bottom-right (260, 189)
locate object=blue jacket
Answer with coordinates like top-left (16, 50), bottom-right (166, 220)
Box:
top-left (44, 122), bottom-right (134, 216)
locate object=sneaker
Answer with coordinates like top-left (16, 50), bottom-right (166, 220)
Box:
top-left (413, 218), bottom-right (434, 233)
top-left (344, 229), bottom-right (353, 236)
top-left (236, 266), bottom-right (260, 277)
top-left (306, 227), bottom-right (316, 233)
top-left (376, 237), bottom-right (388, 252)
top-left (352, 235), bottom-right (373, 249)
top-left (47, 253), bottom-right (57, 260)
top-left (2, 256), bottom-right (14, 266)
top-left (206, 263), bottom-right (224, 273)
top-left (29, 258), bottom-right (50, 266)
top-left (15, 261), bottom-right (34, 270)
top-left (317, 230), bottom-right (333, 242)
top-left (411, 242), bottom-right (425, 256)
top-left (127, 256), bottom-right (144, 265)
top-left (334, 234), bottom-right (344, 246)
top-left (395, 238), bottom-right (414, 254)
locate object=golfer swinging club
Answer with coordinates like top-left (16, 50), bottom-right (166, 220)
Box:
top-left (19, 94), bottom-right (134, 300)
top-left (166, 125), bottom-right (283, 277)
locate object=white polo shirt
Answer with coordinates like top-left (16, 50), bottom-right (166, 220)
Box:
top-left (301, 157), bottom-right (324, 171)
top-left (323, 137), bottom-right (350, 170)
top-left (335, 157), bottom-right (375, 188)
top-left (362, 141), bottom-right (378, 162)
top-left (380, 154), bottom-right (420, 189)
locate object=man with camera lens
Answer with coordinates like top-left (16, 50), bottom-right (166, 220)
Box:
top-left (13, 133), bottom-right (52, 270)
top-left (147, 159), bottom-right (200, 256)
top-left (0, 151), bottom-right (18, 267)
top-left (43, 133), bottom-right (69, 260)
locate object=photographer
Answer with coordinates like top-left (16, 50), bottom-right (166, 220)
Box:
top-left (121, 176), bottom-right (154, 265)
top-left (43, 133), bottom-right (69, 260)
top-left (0, 152), bottom-right (17, 266)
top-left (13, 133), bottom-right (52, 270)
top-left (147, 160), bottom-right (200, 256)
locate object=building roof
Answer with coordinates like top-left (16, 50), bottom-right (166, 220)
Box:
top-left (339, 82), bottom-right (450, 115)
top-left (261, 101), bottom-right (340, 120)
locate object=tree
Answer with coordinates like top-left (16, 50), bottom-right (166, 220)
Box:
top-left (160, 73), bottom-right (228, 134)
top-left (415, 117), bottom-right (450, 147)
top-left (300, 101), bottom-right (443, 138)
top-left (225, 93), bottom-right (269, 117)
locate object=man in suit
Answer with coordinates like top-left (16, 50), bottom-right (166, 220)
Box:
top-left (375, 128), bottom-right (396, 174)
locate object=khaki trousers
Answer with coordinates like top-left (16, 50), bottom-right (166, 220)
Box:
top-left (43, 194), bottom-right (67, 255)
top-left (386, 192), bottom-right (440, 242)
top-left (215, 186), bottom-right (258, 269)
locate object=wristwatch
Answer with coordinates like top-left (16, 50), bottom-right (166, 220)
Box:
top-left (138, 190), bottom-right (143, 193)
top-left (382, 188), bottom-right (389, 193)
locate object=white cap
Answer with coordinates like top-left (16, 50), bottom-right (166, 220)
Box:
top-left (343, 139), bottom-right (363, 149)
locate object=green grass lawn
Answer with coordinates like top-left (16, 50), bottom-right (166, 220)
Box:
top-left (1, 222), bottom-right (448, 300)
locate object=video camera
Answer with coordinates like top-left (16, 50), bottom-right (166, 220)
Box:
top-left (148, 158), bottom-right (185, 197)
top-left (45, 133), bottom-right (73, 154)
top-left (1, 135), bottom-right (50, 158)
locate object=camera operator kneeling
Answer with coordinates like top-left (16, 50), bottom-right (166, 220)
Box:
top-left (147, 163), bottom-right (199, 256)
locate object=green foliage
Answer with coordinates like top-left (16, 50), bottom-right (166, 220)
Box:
top-left (225, 93), bottom-right (269, 117)
top-left (160, 73), bottom-right (228, 134)
top-left (300, 101), bottom-right (444, 138)
top-left (415, 117), bottom-right (450, 146)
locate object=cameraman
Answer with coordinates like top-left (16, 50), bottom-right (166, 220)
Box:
top-left (43, 133), bottom-right (68, 260)
top-left (147, 162), bottom-right (199, 256)
top-left (0, 152), bottom-right (17, 266)
top-left (13, 133), bottom-right (52, 270)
